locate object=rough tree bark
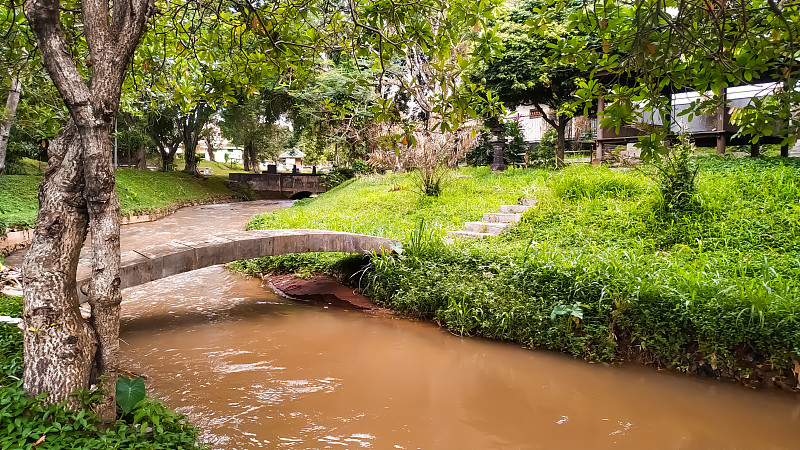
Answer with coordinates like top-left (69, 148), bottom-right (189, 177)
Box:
top-left (243, 143), bottom-right (251, 171)
top-left (155, 142), bottom-right (179, 172)
top-left (202, 130), bottom-right (216, 162)
top-left (0, 74), bottom-right (23, 174)
top-left (248, 142), bottom-right (260, 173)
top-left (136, 147), bottom-right (147, 169)
top-left (23, 0), bottom-right (154, 421)
top-left (180, 103), bottom-right (212, 176)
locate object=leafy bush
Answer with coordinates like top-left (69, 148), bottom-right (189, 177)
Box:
top-left (653, 138), bottom-right (699, 214)
top-left (0, 382), bottom-right (205, 449)
top-left (321, 166), bottom-right (355, 188)
top-left (529, 129), bottom-right (557, 167)
top-left (465, 120), bottom-right (527, 167)
top-left (349, 159), bottom-right (375, 174)
top-left (0, 294), bottom-right (23, 386)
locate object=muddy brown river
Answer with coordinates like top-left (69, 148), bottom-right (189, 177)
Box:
top-left (12, 201), bottom-right (800, 448)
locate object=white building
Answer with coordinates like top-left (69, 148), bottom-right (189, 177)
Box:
top-left (504, 105), bottom-right (595, 144)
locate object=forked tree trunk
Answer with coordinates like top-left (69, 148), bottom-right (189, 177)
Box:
top-left (204, 136), bottom-right (216, 162)
top-left (0, 74), bottom-right (23, 174)
top-left (23, 0), bottom-right (154, 422)
top-left (22, 123), bottom-right (95, 411)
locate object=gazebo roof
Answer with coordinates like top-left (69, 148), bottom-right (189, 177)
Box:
top-left (278, 148), bottom-right (305, 158)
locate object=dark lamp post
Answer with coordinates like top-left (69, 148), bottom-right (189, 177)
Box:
top-left (489, 122), bottom-right (507, 171)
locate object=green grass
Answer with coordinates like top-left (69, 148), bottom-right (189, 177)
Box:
top-left (0, 163), bottom-right (236, 231)
top-left (247, 166), bottom-right (544, 239)
top-left (115, 168), bottom-right (234, 216)
top-left (241, 157), bottom-right (800, 384)
top-left (0, 174), bottom-right (42, 230)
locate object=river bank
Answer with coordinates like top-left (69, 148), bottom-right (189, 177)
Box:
top-left (0, 200), bottom-right (292, 448)
top-left (0, 165), bottom-right (243, 256)
top-left (240, 159), bottom-right (800, 392)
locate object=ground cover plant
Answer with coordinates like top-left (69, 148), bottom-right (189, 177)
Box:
top-left (241, 157), bottom-right (800, 388)
top-left (0, 293), bottom-right (206, 448)
top-left (0, 159), bottom-right (236, 231)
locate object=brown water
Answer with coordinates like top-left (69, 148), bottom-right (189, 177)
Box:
top-left (13, 201), bottom-right (800, 448)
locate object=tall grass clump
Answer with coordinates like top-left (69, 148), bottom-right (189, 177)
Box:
top-left (549, 165), bottom-right (651, 200)
top-left (651, 138), bottom-right (700, 215)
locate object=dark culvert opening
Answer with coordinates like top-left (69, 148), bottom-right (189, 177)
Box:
top-left (289, 191), bottom-right (313, 200)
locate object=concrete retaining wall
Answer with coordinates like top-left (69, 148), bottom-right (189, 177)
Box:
top-left (229, 173), bottom-right (327, 199)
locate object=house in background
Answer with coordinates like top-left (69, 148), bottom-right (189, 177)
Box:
top-left (278, 148), bottom-right (305, 171)
top-left (504, 104), bottom-right (596, 157)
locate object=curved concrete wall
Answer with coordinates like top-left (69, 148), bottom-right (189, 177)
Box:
top-left (76, 229), bottom-right (397, 300)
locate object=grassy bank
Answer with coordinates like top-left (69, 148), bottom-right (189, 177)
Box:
top-left (0, 161), bottom-right (237, 232)
top-left (240, 158), bottom-right (800, 388)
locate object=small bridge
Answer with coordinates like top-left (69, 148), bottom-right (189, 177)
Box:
top-left (76, 229), bottom-right (396, 299)
top-left (229, 173), bottom-right (328, 199)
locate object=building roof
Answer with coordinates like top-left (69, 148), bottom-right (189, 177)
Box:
top-left (278, 148), bottom-right (305, 158)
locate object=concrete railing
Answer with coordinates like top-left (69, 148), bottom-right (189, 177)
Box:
top-left (76, 229), bottom-right (397, 300)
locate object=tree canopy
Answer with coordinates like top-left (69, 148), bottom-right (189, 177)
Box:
top-left (553, 0), bottom-right (800, 158)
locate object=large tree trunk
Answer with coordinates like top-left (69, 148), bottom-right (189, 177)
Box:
top-left (22, 123), bottom-right (95, 412)
top-left (24, 0), bottom-right (154, 423)
top-left (0, 74), bottom-right (23, 175)
top-left (248, 142), bottom-right (260, 173)
top-left (204, 137), bottom-right (216, 162)
top-left (136, 147), bottom-right (147, 169)
top-left (243, 143), bottom-right (251, 171)
top-left (183, 147), bottom-right (199, 175)
top-left (157, 143), bottom-right (177, 172)
top-left (180, 104), bottom-right (211, 176)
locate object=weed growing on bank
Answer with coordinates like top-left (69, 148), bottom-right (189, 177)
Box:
top-left (244, 158), bottom-right (800, 384)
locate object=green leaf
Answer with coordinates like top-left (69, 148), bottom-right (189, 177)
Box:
top-left (116, 377), bottom-right (146, 415)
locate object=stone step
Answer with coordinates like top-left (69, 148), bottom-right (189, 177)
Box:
top-left (498, 204), bottom-right (530, 214)
top-left (464, 221), bottom-right (509, 235)
top-left (521, 198), bottom-right (539, 207)
top-left (447, 230), bottom-right (493, 239)
top-left (483, 212), bottom-right (522, 223)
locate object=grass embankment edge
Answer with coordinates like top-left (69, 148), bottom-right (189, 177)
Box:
top-left (236, 160), bottom-right (800, 391)
top-left (1, 166), bottom-right (245, 255)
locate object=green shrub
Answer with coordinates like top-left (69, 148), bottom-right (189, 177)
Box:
top-left (0, 294), bottom-right (23, 386)
top-left (530, 129), bottom-right (557, 167)
top-left (349, 159), bottom-right (375, 174)
top-left (321, 166), bottom-right (355, 188)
